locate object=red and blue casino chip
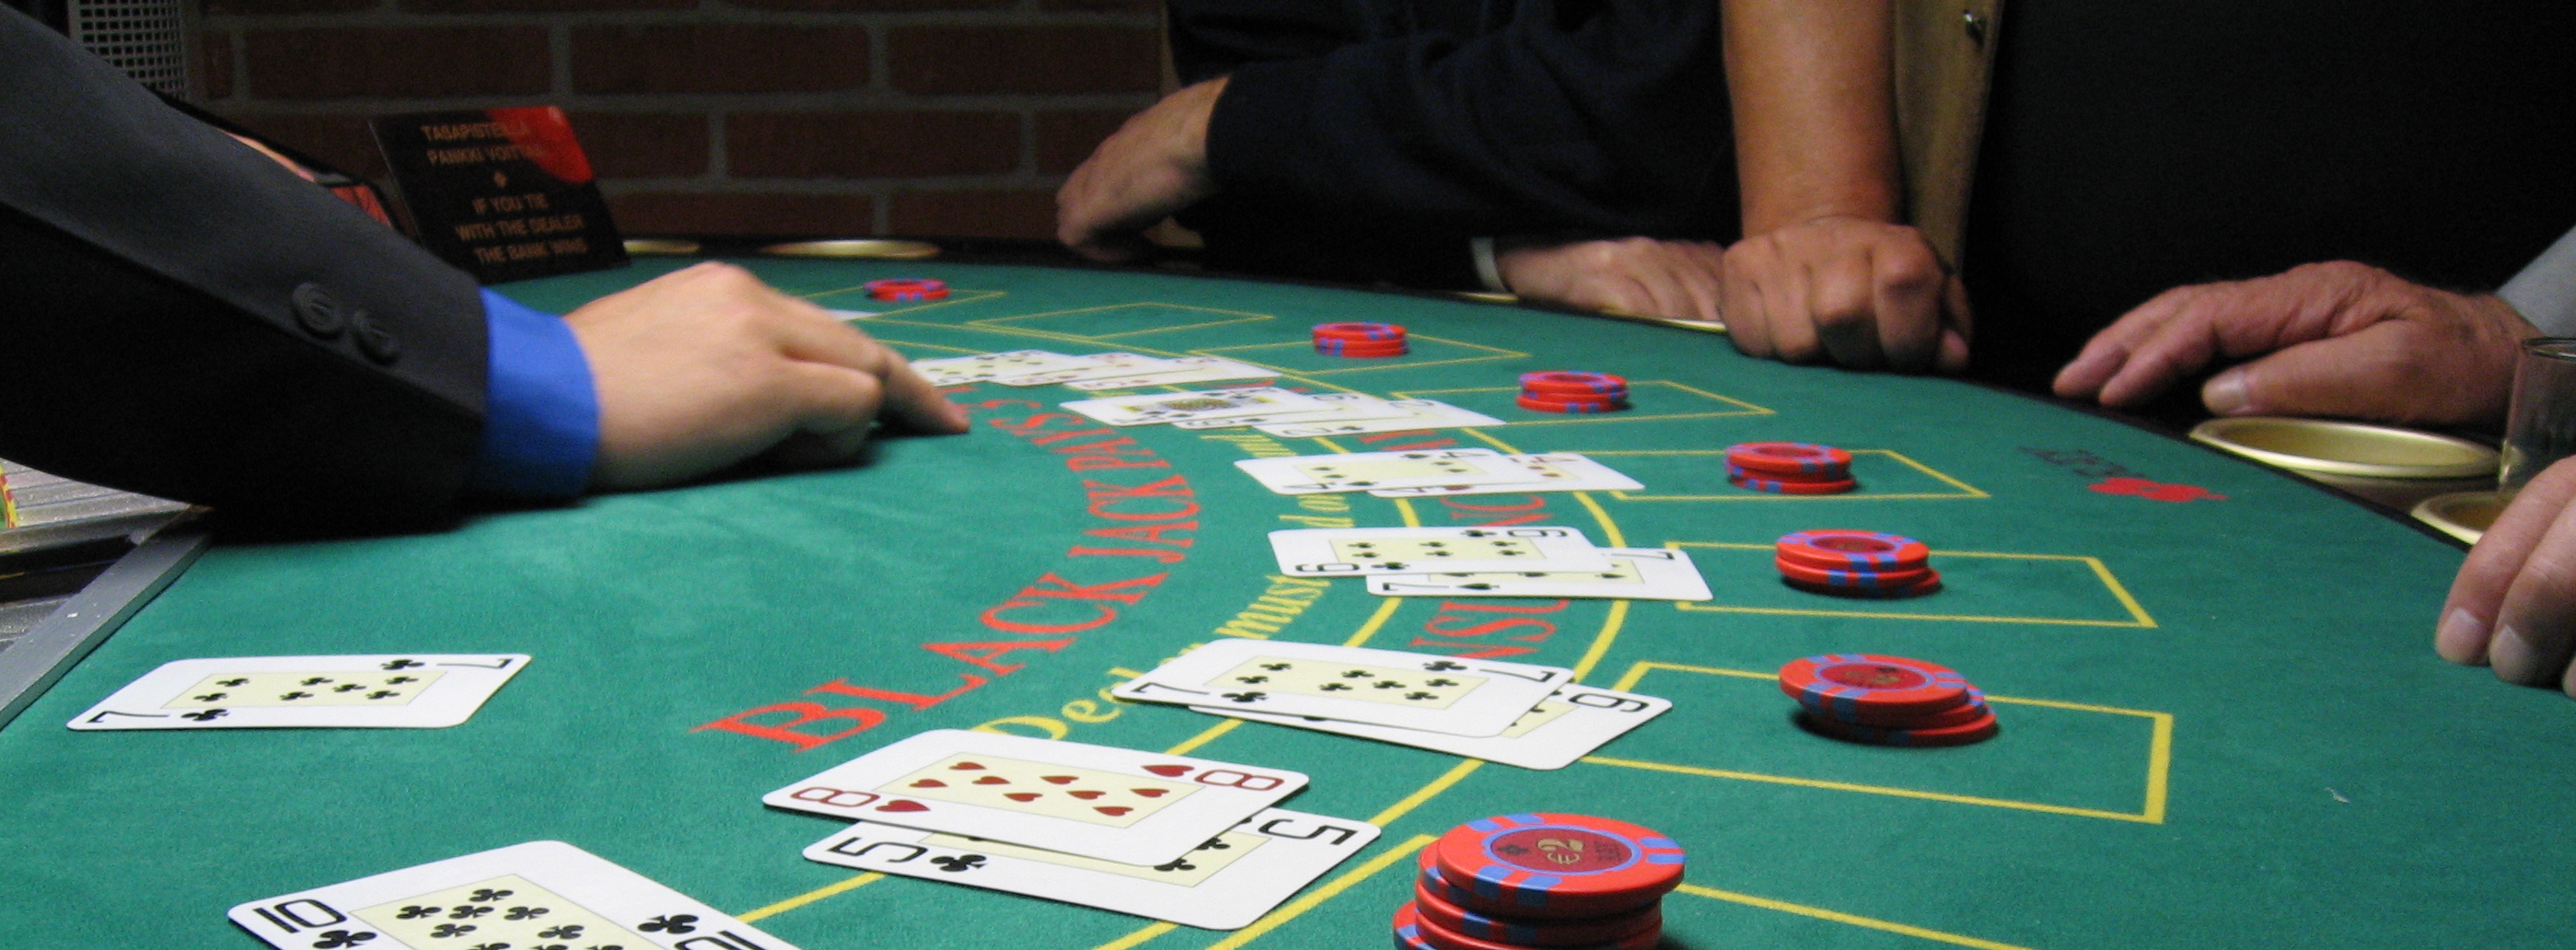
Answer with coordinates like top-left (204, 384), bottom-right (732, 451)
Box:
top-left (1414, 878), bottom-right (1661, 947)
top-left (1313, 321), bottom-right (1407, 342)
top-left (1317, 337), bottom-right (1410, 357)
top-left (864, 277), bottom-right (949, 301)
top-left (1519, 371), bottom-right (1630, 397)
top-left (1804, 688), bottom-right (1989, 727)
top-left (1729, 470), bottom-right (1857, 494)
top-left (1775, 530), bottom-right (1930, 571)
top-left (1518, 394), bottom-right (1629, 413)
top-left (1725, 442), bottom-right (1852, 477)
top-left (1783, 568), bottom-right (1942, 598)
top-left (1777, 655), bottom-right (1971, 717)
top-left (1801, 707), bottom-right (2000, 747)
top-left (1428, 814), bottom-right (1685, 918)
top-left (1773, 556), bottom-right (1932, 589)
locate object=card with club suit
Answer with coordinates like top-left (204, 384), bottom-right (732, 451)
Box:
top-left (1256, 400), bottom-right (1503, 437)
top-left (1266, 526), bottom-right (1612, 575)
top-left (68, 654), bottom-right (528, 730)
top-left (994, 353), bottom-right (1190, 387)
top-left (1366, 453), bottom-right (1643, 497)
top-left (911, 350), bottom-right (1090, 387)
top-left (1199, 684), bottom-right (1671, 770)
top-left (1060, 388), bottom-right (1332, 427)
top-left (1175, 392), bottom-right (1420, 430)
top-left (1067, 356), bottom-right (1276, 391)
top-left (1235, 449), bottom-right (1548, 494)
top-left (1364, 548), bottom-right (1712, 601)
top-left (1110, 639), bottom-right (1572, 737)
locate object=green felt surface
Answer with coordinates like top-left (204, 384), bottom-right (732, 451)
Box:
top-left (3, 258), bottom-right (2564, 950)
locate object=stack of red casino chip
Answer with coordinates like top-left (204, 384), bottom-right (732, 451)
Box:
top-left (1777, 654), bottom-right (1998, 747)
top-left (1315, 321), bottom-right (1409, 357)
top-left (864, 277), bottom-right (949, 301)
top-left (1394, 814), bottom-right (1680, 950)
top-left (1518, 372), bottom-right (1629, 413)
top-left (1773, 529), bottom-right (1940, 597)
top-left (1723, 442), bottom-right (1855, 494)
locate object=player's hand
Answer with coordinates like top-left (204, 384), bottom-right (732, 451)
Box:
top-left (563, 261), bottom-right (969, 489)
top-left (1495, 238), bottom-right (1728, 324)
top-left (1056, 77), bottom-right (1227, 263)
top-left (2054, 261), bottom-right (2535, 427)
top-left (2437, 456), bottom-right (2576, 697)
top-left (1720, 215), bottom-right (1967, 373)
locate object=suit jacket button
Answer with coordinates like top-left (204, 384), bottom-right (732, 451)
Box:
top-left (350, 311), bottom-right (402, 364)
top-left (291, 283), bottom-right (346, 338)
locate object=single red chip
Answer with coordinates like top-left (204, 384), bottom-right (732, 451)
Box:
top-left (1778, 655), bottom-right (1970, 717)
top-left (1804, 689), bottom-right (1989, 727)
top-left (1773, 556), bottom-right (1932, 590)
top-left (865, 277), bottom-right (950, 301)
top-left (1518, 395), bottom-right (1630, 414)
top-left (1730, 472), bottom-right (1857, 494)
top-left (1801, 708), bottom-right (2000, 747)
top-left (1784, 569), bottom-right (1943, 598)
top-left (1775, 530), bottom-right (1930, 571)
top-left (1414, 879), bottom-right (1661, 947)
top-left (1395, 902), bottom-right (1438, 950)
top-left (1317, 341), bottom-right (1410, 357)
top-left (1402, 900), bottom-right (1659, 950)
top-left (1428, 814), bottom-right (1686, 918)
top-left (1519, 371), bottom-right (1630, 396)
top-left (1725, 442), bottom-right (1852, 477)
top-left (1313, 321), bottom-right (1407, 341)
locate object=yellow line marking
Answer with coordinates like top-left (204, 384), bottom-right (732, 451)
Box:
top-left (1395, 382), bottom-right (1772, 427)
top-left (1087, 922), bottom-right (1181, 950)
top-left (1672, 884), bottom-right (2040, 950)
top-left (1584, 449), bottom-right (1987, 502)
top-left (878, 339), bottom-right (988, 356)
top-left (1665, 542), bottom-right (2156, 628)
top-left (1199, 835), bottom-right (1435, 950)
top-left (1368, 764), bottom-right (1484, 828)
top-left (1164, 717), bottom-right (1243, 756)
top-left (737, 873), bottom-right (884, 922)
top-left (1567, 599), bottom-right (1628, 683)
top-left (1569, 492), bottom-right (1625, 548)
top-left (1580, 756), bottom-right (2159, 823)
top-left (1344, 597), bottom-right (1406, 649)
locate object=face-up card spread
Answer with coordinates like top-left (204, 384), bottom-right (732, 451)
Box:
top-left (911, 350), bottom-right (1090, 387)
top-left (230, 840), bottom-right (798, 950)
top-left (1267, 526), bottom-right (1612, 575)
top-left (1257, 399), bottom-right (1506, 437)
top-left (994, 353), bottom-right (1189, 387)
top-left (802, 807), bottom-right (1378, 930)
top-left (763, 730), bottom-right (1307, 866)
top-left (1110, 639), bottom-right (1572, 737)
top-left (1068, 356), bottom-right (1276, 391)
top-left (1174, 392), bottom-right (1419, 430)
top-left (69, 654), bottom-right (528, 730)
top-left (1061, 388), bottom-right (1331, 427)
top-left (1199, 685), bottom-right (1670, 770)
top-left (1236, 449), bottom-right (1550, 495)
top-left (1367, 453), bottom-right (1643, 497)
top-left (1365, 548), bottom-right (1712, 601)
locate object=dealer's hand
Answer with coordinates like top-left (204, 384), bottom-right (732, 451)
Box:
top-left (2054, 261), bottom-right (2534, 427)
top-left (1497, 238), bottom-right (1727, 324)
top-left (1057, 77), bottom-right (1228, 263)
top-left (2438, 456), bottom-right (2576, 697)
top-left (1720, 215), bottom-right (1966, 373)
top-left (564, 262), bottom-right (969, 489)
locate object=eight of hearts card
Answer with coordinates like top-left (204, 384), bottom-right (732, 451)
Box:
top-left (761, 730), bottom-right (1308, 866)
top-left (1365, 547), bottom-right (1713, 601)
top-left (67, 655), bottom-right (529, 730)
top-left (229, 840), bottom-right (798, 950)
top-left (1267, 526), bottom-right (1612, 575)
top-left (1109, 639), bottom-right (1573, 737)
top-left (802, 808), bottom-right (1380, 930)
top-left (1235, 449), bottom-right (1546, 494)
top-left (1060, 388), bottom-right (1330, 427)
top-left (1366, 453), bottom-right (1644, 497)
top-left (1199, 685), bottom-right (1671, 770)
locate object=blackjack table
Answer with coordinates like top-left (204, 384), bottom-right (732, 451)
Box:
top-left (5, 248), bottom-right (2571, 950)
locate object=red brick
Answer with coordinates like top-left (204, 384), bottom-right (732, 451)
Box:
top-left (1034, 108), bottom-right (1131, 174)
top-left (215, 112), bottom-right (388, 179)
top-left (207, 0), bottom-right (376, 14)
top-left (607, 191), bottom-right (878, 236)
top-left (573, 25), bottom-right (867, 95)
top-left (729, 111), bottom-right (1019, 180)
top-left (889, 189), bottom-right (1058, 239)
top-left (567, 112), bottom-right (710, 178)
top-left (244, 27), bottom-right (549, 98)
top-left (733, 0), bottom-right (1004, 11)
top-left (201, 30), bottom-right (234, 99)
top-left (888, 26), bottom-right (1157, 95)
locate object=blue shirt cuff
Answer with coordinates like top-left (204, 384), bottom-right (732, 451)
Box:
top-left (469, 288), bottom-right (598, 498)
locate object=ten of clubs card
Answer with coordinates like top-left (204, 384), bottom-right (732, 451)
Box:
top-left (762, 730), bottom-right (1309, 865)
top-left (1234, 448), bottom-right (1543, 494)
top-left (230, 840), bottom-right (799, 950)
top-left (802, 807), bottom-right (1379, 930)
top-left (1201, 684), bottom-right (1671, 770)
top-left (1109, 639), bottom-right (1573, 737)
top-left (1059, 388), bottom-right (1328, 426)
top-left (1365, 547), bottom-right (1713, 601)
top-left (68, 654), bottom-right (528, 730)
top-left (1267, 526), bottom-right (1612, 575)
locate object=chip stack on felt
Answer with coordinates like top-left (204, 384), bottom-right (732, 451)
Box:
top-left (1773, 529), bottom-right (1941, 597)
top-left (1778, 655), bottom-right (1998, 747)
top-left (1725, 441), bottom-right (1856, 494)
top-left (1396, 814), bottom-right (1683, 950)
top-left (865, 277), bottom-right (948, 301)
top-left (1314, 321), bottom-right (1410, 357)
top-left (1518, 371), bottom-right (1630, 413)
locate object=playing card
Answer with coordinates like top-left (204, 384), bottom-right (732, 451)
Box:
top-left (1366, 453), bottom-right (1644, 497)
top-left (1257, 399), bottom-right (1506, 437)
top-left (68, 654), bottom-right (528, 730)
top-left (911, 350), bottom-right (1089, 387)
top-left (1061, 388), bottom-right (1331, 426)
top-left (1198, 685), bottom-right (1670, 770)
top-left (1109, 639), bottom-right (1572, 737)
top-left (1266, 526), bottom-right (1613, 575)
top-left (762, 730), bottom-right (1308, 865)
top-left (825, 308), bottom-right (878, 320)
top-left (1235, 449), bottom-right (1547, 495)
top-left (1365, 548), bottom-right (1712, 601)
top-left (994, 353), bottom-right (1189, 387)
top-left (229, 840), bottom-right (798, 950)
top-left (1067, 356), bottom-right (1275, 390)
top-left (1173, 392), bottom-right (1418, 430)
top-left (801, 807), bottom-right (1378, 930)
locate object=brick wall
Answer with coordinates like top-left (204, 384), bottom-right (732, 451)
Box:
top-left (198, 0), bottom-right (1160, 239)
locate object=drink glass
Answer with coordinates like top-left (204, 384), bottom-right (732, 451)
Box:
top-left (2500, 338), bottom-right (2576, 495)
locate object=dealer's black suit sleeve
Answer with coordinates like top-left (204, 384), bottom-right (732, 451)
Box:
top-left (0, 7), bottom-right (488, 529)
top-left (1169, 0), bottom-right (1735, 286)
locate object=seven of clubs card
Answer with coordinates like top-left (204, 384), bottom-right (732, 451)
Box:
top-left (1110, 639), bottom-right (1573, 737)
top-left (1201, 685), bottom-right (1671, 770)
top-left (230, 840), bottom-right (798, 950)
top-left (1366, 453), bottom-right (1645, 497)
top-left (1366, 548), bottom-right (1713, 601)
top-left (69, 655), bottom-right (528, 730)
top-left (1267, 526), bottom-right (1612, 575)
top-left (762, 730), bottom-right (1308, 865)
top-left (803, 808), bottom-right (1379, 930)
top-left (1234, 449), bottom-right (1545, 494)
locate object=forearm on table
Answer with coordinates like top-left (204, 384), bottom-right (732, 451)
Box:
top-left (1723, 0), bottom-right (1901, 234)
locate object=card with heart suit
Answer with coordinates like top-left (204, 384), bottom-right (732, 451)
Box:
top-left (994, 353), bottom-right (1187, 387)
top-left (68, 654), bottom-right (528, 730)
top-left (1236, 449), bottom-right (1549, 495)
top-left (762, 730), bottom-right (1308, 865)
top-left (1109, 639), bottom-right (1573, 737)
top-left (1174, 392), bottom-right (1419, 430)
top-left (1061, 388), bottom-right (1331, 427)
top-left (1366, 453), bottom-right (1643, 497)
top-left (1067, 356), bottom-right (1275, 391)
top-left (1199, 685), bottom-right (1670, 770)
top-left (1257, 399), bottom-right (1504, 437)
top-left (911, 350), bottom-right (1091, 387)
top-left (802, 807), bottom-right (1379, 930)
top-left (1266, 526), bottom-right (1612, 575)
top-left (1365, 548), bottom-right (1712, 601)
top-left (229, 840), bottom-right (799, 950)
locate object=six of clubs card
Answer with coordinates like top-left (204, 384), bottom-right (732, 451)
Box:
top-left (68, 655), bottom-right (528, 730)
top-left (1110, 639), bottom-right (1574, 737)
top-left (1268, 526), bottom-right (1614, 575)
